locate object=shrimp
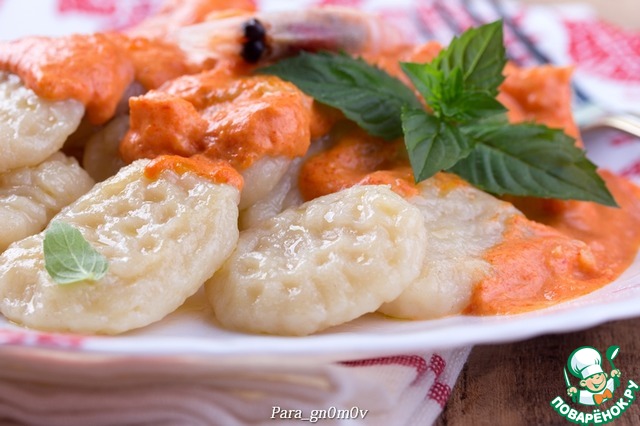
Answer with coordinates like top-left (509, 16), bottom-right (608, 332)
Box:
top-left (174, 7), bottom-right (408, 67)
top-left (120, 69), bottom-right (313, 209)
top-left (127, 0), bottom-right (257, 41)
top-left (0, 159), bottom-right (241, 334)
top-left (207, 185), bottom-right (427, 336)
top-left (0, 152), bottom-right (94, 253)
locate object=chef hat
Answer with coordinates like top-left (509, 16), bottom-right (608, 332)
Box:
top-left (568, 346), bottom-right (604, 380)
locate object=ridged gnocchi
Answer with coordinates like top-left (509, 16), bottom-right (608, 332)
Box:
top-left (0, 72), bottom-right (84, 173)
top-left (0, 152), bottom-right (94, 253)
top-left (378, 173), bottom-right (522, 320)
top-left (0, 160), bottom-right (240, 334)
top-left (206, 185), bottom-right (427, 336)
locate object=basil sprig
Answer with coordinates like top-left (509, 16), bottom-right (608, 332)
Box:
top-left (261, 51), bottom-right (422, 140)
top-left (262, 20), bottom-right (616, 206)
top-left (43, 221), bottom-right (109, 285)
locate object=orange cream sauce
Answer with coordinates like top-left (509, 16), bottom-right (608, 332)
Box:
top-left (0, 34), bottom-right (134, 125)
top-left (467, 172), bottom-right (640, 314)
top-left (121, 70), bottom-right (312, 170)
top-left (0, 0), bottom-right (256, 126)
top-left (298, 125), bottom-right (417, 200)
top-left (112, 36), bottom-right (197, 90)
top-left (299, 54), bottom-right (640, 316)
top-left (1, 7), bottom-right (638, 318)
top-left (362, 41), bottom-right (443, 84)
top-left (0, 33), bottom-right (205, 125)
top-left (144, 155), bottom-right (244, 190)
top-left (121, 92), bottom-right (208, 161)
top-left (467, 65), bottom-right (640, 314)
top-left (297, 42), bottom-right (444, 201)
top-left (499, 63), bottom-right (581, 144)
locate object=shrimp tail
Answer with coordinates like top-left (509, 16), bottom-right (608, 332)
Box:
top-left (174, 7), bottom-right (407, 65)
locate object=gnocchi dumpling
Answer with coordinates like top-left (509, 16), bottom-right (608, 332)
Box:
top-left (379, 173), bottom-right (522, 320)
top-left (239, 137), bottom-right (333, 230)
top-left (82, 114), bottom-right (129, 182)
top-left (0, 152), bottom-right (94, 253)
top-left (238, 155), bottom-right (303, 230)
top-left (238, 155), bottom-right (291, 210)
top-left (0, 72), bottom-right (84, 173)
top-left (0, 160), bottom-right (240, 334)
top-left (206, 185), bottom-right (427, 336)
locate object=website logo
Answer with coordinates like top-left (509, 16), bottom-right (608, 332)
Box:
top-left (550, 345), bottom-right (638, 424)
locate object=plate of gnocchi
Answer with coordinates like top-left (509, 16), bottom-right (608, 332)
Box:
top-left (1, 2), bottom-right (640, 364)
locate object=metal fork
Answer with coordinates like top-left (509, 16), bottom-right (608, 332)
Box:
top-left (419, 0), bottom-right (640, 138)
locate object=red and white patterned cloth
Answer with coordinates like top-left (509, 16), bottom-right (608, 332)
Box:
top-left (0, 333), bottom-right (470, 425)
top-left (0, 1), bottom-right (638, 425)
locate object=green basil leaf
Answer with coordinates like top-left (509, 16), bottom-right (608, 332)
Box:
top-left (400, 61), bottom-right (442, 108)
top-left (401, 21), bottom-right (506, 123)
top-left (259, 21), bottom-right (616, 207)
top-left (450, 124), bottom-right (617, 206)
top-left (435, 20), bottom-right (507, 95)
top-left (447, 92), bottom-right (506, 121)
top-left (402, 108), bottom-right (473, 182)
top-left (43, 221), bottom-right (109, 285)
top-left (260, 51), bottom-right (422, 140)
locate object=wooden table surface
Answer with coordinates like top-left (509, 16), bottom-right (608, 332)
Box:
top-left (436, 318), bottom-right (640, 425)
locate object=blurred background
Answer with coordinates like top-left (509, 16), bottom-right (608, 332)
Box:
top-left (0, 0), bottom-right (637, 40)
top-left (523, 0), bottom-right (639, 29)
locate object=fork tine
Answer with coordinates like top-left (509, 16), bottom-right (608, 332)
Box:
top-left (580, 111), bottom-right (640, 138)
top-left (425, 0), bottom-right (529, 67)
top-left (420, 1), bottom-right (640, 138)
top-left (429, 0), bottom-right (593, 106)
top-left (489, 0), bottom-right (553, 65)
top-left (416, 1), bottom-right (461, 44)
top-left (487, 0), bottom-right (593, 105)
top-left (432, 1), bottom-right (465, 36)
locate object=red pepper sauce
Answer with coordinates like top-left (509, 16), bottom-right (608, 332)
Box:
top-left (144, 154), bottom-right (244, 190)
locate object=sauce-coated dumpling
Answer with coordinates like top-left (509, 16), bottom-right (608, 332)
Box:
top-left (0, 72), bottom-right (84, 173)
top-left (379, 173), bottom-right (522, 319)
top-left (207, 185), bottom-right (427, 336)
top-left (0, 152), bottom-right (94, 253)
top-left (0, 160), bottom-right (240, 334)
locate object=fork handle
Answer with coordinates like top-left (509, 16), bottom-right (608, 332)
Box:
top-left (582, 114), bottom-right (640, 139)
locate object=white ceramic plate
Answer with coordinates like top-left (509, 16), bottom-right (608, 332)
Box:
top-left (2, 1), bottom-right (640, 365)
top-left (2, 132), bottom-right (640, 365)
top-left (1, 250), bottom-right (640, 365)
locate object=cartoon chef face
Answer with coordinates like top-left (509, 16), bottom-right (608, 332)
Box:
top-left (566, 346), bottom-right (622, 406)
top-left (581, 372), bottom-right (609, 392)
top-left (568, 346), bottom-right (608, 392)
top-left (567, 346), bottom-right (607, 392)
